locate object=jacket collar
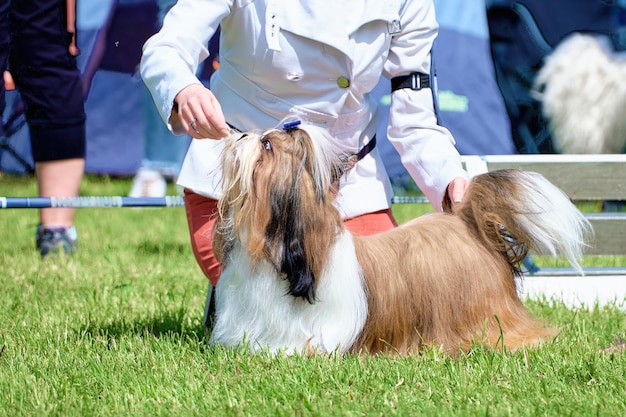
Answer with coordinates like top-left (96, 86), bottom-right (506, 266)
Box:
top-left (265, 0), bottom-right (400, 56)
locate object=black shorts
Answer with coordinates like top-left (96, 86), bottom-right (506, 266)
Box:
top-left (1, 0), bottom-right (86, 162)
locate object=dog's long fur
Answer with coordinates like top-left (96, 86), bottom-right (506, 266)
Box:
top-left (210, 125), bottom-right (592, 356)
top-left (533, 33), bottom-right (626, 154)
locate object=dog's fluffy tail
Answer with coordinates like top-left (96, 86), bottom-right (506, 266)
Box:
top-left (455, 169), bottom-right (593, 273)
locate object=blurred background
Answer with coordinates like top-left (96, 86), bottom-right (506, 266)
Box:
top-left (1, 0), bottom-right (625, 189)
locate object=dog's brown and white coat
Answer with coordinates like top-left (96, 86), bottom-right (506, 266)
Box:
top-left (210, 125), bottom-right (592, 355)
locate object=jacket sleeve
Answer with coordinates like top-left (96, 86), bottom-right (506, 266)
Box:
top-left (140, 0), bottom-right (231, 133)
top-left (383, 0), bottom-right (468, 211)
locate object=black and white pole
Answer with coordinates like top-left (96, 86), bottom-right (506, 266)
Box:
top-left (0, 196), bottom-right (186, 209)
top-left (1, 194), bottom-right (428, 208)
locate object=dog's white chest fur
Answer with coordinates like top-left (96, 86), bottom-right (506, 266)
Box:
top-left (210, 231), bottom-right (368, 354)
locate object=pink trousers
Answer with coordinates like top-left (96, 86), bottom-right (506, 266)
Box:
top-left (184, 190), bottom-right (397, 285)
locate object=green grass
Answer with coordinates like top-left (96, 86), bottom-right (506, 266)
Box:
top-left (1, 173), bottom-right (626, 416)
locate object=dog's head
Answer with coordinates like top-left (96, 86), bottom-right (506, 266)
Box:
top-left (215, 125), bottom-right (348, 302)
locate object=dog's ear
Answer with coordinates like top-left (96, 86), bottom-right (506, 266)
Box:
top-left (265, 173), bottom-right (317, 303)
top-left (262, 128), bottom-right (343, 304)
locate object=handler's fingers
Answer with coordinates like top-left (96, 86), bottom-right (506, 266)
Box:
top-left (185, 112), bottom-right (228, 139)
top-left (446, 177), bottom-right (469, 209)
top-left (189, 117), bottom-right (202, 137)
top-left (441, 177), bottom-right (469, 213)
top-left (176, 85), bottom-right (229, 139)
top-left (198, 96), bottom-right (229, 138)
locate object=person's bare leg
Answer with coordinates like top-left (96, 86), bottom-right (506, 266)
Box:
top-left (36, 158), bottom-right (84, 227)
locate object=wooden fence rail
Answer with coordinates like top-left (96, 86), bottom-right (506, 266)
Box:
top-left (462, 154), bottom-right (626, 257)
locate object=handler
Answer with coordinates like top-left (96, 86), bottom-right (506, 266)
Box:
top-left (140, 0), bottom-right (469, 318)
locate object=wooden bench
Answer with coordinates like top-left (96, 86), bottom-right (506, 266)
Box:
top-left (393, 154), bottom-right (626, 279)
top-left (459, 154), bottom-right (626, 300)
top-left (461, 154), bottom-right (626, 307)
top-left (462, 154), bottom-right (626, 256)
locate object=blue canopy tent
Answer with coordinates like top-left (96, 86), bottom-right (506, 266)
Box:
top-left (0, 0), bottom-right (215, 175)
top-left (373, 0), bottom-right (516, 183)
top-left (2, 0), bottom-right (515, 177)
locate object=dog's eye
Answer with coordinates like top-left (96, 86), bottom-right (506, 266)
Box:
top-left (260, 138), bottom-right (272, 152)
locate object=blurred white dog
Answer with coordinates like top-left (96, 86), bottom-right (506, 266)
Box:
top-left (533, 33), bottom-right (626, 154)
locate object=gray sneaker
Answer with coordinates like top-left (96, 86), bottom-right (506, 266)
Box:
top-left (36, 224), bottom-right (77, 258)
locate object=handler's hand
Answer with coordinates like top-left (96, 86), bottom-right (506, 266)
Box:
top-left (173, 84), bottom-right (230, 139)
top-left (444, 176), bottom-right (469, 212)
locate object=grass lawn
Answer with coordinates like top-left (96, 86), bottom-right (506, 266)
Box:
top-left (1, 173), bottom-right (625, 416)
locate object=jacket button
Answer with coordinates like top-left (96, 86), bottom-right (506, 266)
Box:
top-left (337, 76), bottom-right (350, 88)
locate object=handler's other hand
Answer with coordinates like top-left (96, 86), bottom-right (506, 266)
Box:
top-left (174, 84), bottom-right (230, 139)
top-left (444, 176), bottom-right (469, 212)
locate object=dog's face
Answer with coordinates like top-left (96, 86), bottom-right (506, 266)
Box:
top-left (215, 127), bottom-right (347, 302)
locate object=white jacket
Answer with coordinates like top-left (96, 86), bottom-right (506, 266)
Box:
top-left (140, 0), bottom-right (468, 217)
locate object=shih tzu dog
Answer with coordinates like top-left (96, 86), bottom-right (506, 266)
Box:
top-left (533, 32), bottom-right (626, 154)
top-left (209, 123), bottom-right (591, 356)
